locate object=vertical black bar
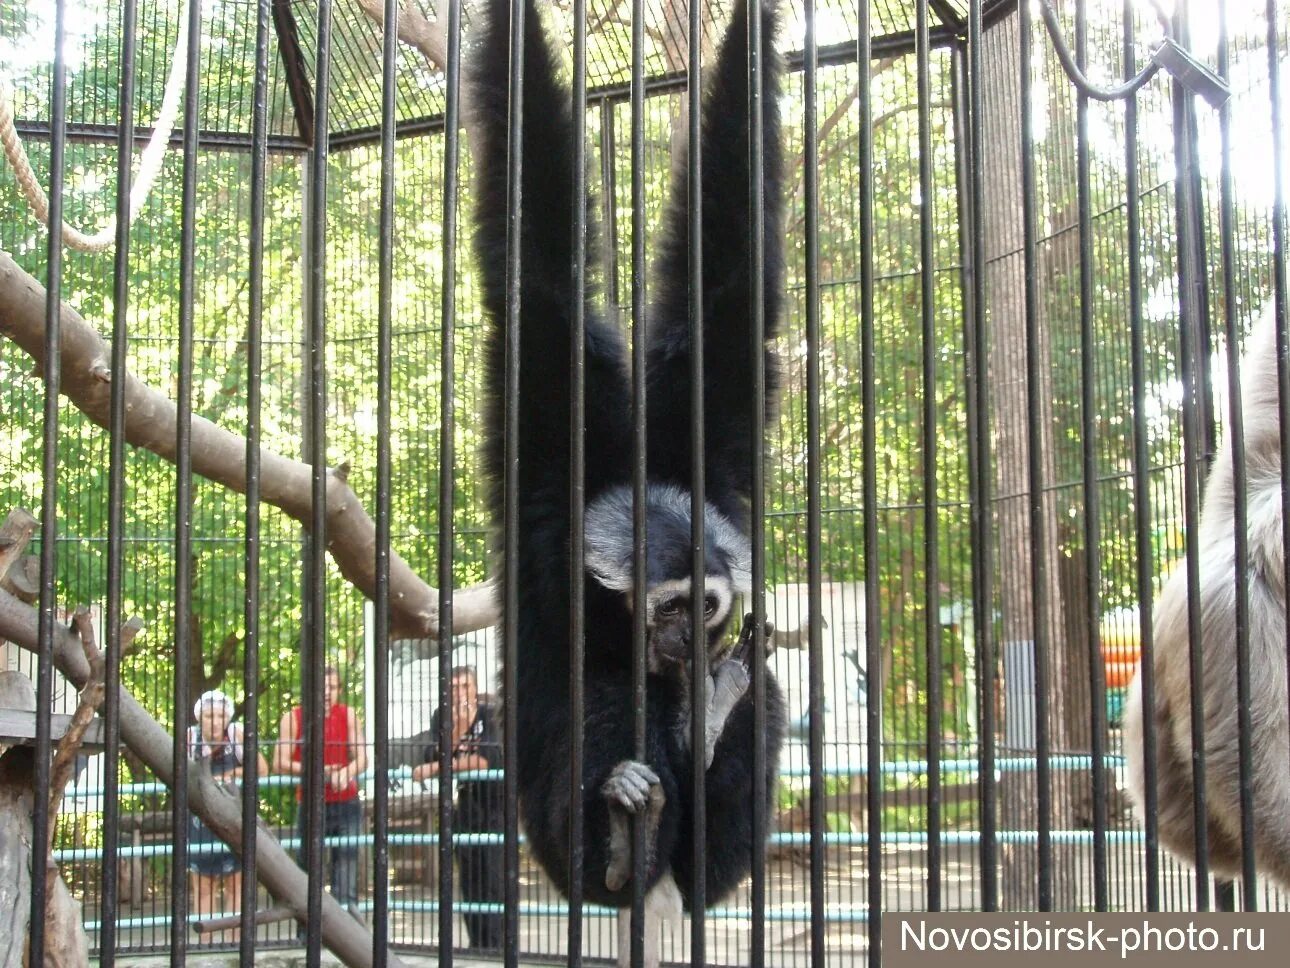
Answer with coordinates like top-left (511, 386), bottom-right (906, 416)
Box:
top-left (101, 0), bottom-right (139, 960)
top-left (241, 0), bottom-right (271, 959)
top-left (965, 0), bottom-right (997, 914)
top-left (171, 0), bottom-right (204, 958)
top-left (502, 2), bottom-right (524, 964)
top-left (801, 1), bottom-right (825, 964)
top-left (858, 0), bottom-right (882, 960)
top-left (1267, 0), bottom-right (1290, 814)
top-left (1122, 0), bottom-right (1159, 912)
top-left (1073, 0), bottom-right (1108, 913)
top-left (1168, 0), bottom-right (1211, 907)
top-left (687, 1), bottom-right (708, 959)
top-left (1017, 0), bottom-right (1053, 911)
top-left (568, 1), bottom-right (588, 965)
top-left (1213, 0), bottom-right (1256, 911)
top-left (915, 0), bottom-right (942, 913)
top-left (305, 1), bottom-right (333, 962)
top-left (438, 0), bottom-right (463, 964)
top-left (599, 100), bottom-right (620, 310)
top-left (30, 1), bottom-right (69, 963)
top-left (628, 0), bottom-right (649, 964)
top-left (748, 1), bottom-right (770, 966)
top-left (373, 0), bottom-right (400, 960)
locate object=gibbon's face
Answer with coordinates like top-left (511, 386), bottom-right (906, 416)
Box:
top-left (643, 572), bottom-right (736, 674)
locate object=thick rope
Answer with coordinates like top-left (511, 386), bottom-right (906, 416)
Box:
top-left (0, 0), bottom-right (192, 253)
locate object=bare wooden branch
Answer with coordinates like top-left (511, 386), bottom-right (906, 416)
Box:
top-left (46, 609), bottom-right (106, 848)
top-left (356, 0), bottom-right (447, 69)
top-left (1, 556), bottom-right (38, 604)
top-left (0, 509), bottom-right (37, 574)
top-left (195, 905), bottom-right (294, 935)
top-left (0, 251), bottom-right (501, 638)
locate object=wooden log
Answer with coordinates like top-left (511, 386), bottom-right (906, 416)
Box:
top-left (0, 747), bottom-right (89, 968)
top-left (194, 905), bottom-right (295, 935)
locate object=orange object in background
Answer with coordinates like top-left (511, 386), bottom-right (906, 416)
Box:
top-left (1104, 660), bottom-right (1137, 688)
top-left (1100, 606), bottom-right (1142, 687)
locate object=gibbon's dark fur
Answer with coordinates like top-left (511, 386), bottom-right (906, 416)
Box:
top-left (471, 0), bottom-right (787, 909)
top-left (1124, 308), bottom-right (1290, 888)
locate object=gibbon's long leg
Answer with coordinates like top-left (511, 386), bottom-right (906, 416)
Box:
top-left (472, 0), bottom-right (632, 514)
top-left (644, 0), bottom-right (785, 523)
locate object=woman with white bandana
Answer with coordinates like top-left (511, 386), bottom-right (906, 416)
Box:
top-left (187, 688), bottom-right (268, 942)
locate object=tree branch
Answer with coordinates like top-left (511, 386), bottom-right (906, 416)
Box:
top-left (46, 607), bottom-right (106, 854)
top-left (356, 0), bottom-right (447, 70)
top-left (0, 252), bottom-right (500, 639)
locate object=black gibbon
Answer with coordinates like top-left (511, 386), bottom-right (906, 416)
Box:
top-left (469, 0), bottom-right (787, 928)
top-left (1124, 307), bottom-right (1290, 888)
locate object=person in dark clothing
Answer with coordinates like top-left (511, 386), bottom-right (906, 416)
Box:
top-left (413, 666), bottom-right (504, 951)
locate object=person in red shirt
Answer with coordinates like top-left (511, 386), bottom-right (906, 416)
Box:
top-left (274, 665), bottom-right (368, 913)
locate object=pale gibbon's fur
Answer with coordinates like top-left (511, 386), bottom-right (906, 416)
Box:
top-left (1124, 308), bottom-right (1290, 887)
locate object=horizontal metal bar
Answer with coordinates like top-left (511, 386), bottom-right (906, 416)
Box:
top-left (82, 902), bottom-right (880, 933)
top-left (330, 30), bottom-right (962, 150)
top-left (63, 754), bottom-right (1122, 799)
top-left (54, 826), bottom-right (1145, 864)
top-left (12, 120), bottom-right (306, 153)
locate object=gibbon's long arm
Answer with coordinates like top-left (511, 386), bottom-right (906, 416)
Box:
top-left (472, 0), bottom-right (631, 517)
top-left (645, 0), bottom-right (785, 522)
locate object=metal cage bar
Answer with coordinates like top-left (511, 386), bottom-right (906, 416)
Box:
top-left (169, 0), bottom-right (205, 960)
top-left (1073, 0), bottom-right (1109, 913)
top-left (30, 0), bottom-right (69, 960)
top-left (801, 0), bottom-right (825, 963)
top-left (501, 2), bottom-right (524, 964)
top-left (372, 0), bottom-right (401, 961)
top-left (239, 0), bottom-right (272, 960)
top-left (1212, 0), bottom-right (1257, 912)
top-left (686, 0), bottom-right (709, 959)
top-left (99, 0), bottom-right (139, 959)
top-left (857, 0), bottom-right (884, 959)
top-left (915, 0), bottom-right (943, 914)
top-left (568, 0), bottom-right (590, 965)
top-left (1167, 0), bottom-right (1213, 907)
top-left (303, 1), bottom-right (334, 963)
top-left (437, 2), bottom-right (464, 966)
top-left (628, 1), bottom-right (650, 965)
top-left (1018, 0), bottom-right (1055, 911)
top-left (749, 1), bottom-right (772, 966)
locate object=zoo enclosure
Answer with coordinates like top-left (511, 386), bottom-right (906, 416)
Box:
top-left (0, 0), bottom-right (1288, 966)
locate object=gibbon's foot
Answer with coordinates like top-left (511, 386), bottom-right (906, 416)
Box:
top-left (604, 760), bottom-right (666, 891)
top-left (603, 760), bottom-right (660, 813)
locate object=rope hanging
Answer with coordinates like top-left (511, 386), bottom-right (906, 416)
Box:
top-left (0, 0), bottom-right (193, 253)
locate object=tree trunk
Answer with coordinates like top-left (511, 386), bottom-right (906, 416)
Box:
top-left (980, 13), bottom-right (1078, 910)
top-left (0, 747), bottom-right (89, 968)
